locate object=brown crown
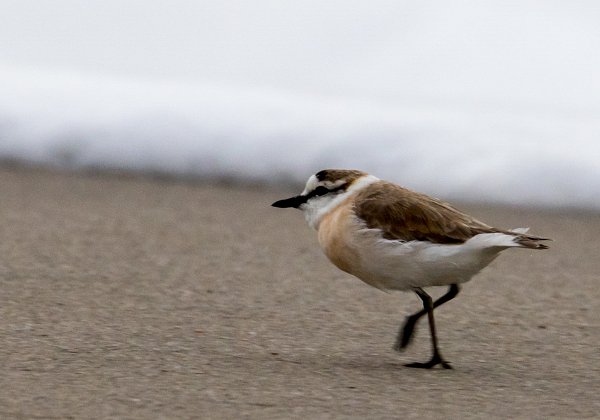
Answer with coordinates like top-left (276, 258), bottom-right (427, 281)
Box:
top-left (315, 169), bottom-right (367, 185)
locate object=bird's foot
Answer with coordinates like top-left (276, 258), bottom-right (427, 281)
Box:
top-left (393, 314), bottom-right (420, 352)
top-left (404, 354), bottom-right (452, 369)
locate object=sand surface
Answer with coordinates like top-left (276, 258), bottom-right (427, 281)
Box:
top-left (0, 166), bottom-right (598, 419)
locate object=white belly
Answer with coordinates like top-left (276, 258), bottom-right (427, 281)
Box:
top-left (350, 231), bottom-right (505, 290)
top-left (318, 207), bottom-right (513, 291)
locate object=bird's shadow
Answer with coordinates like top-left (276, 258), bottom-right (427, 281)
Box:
top-left (261, 349), bottom-right (487, 379)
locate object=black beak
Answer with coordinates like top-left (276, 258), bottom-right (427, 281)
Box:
top-left (271, 195), bottom-right (306, 209)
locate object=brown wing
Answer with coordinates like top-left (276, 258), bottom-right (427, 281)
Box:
top-left (353, 181), bottom-right (499, 244)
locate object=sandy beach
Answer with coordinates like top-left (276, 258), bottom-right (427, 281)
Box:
top-left (0, 166), bottom-right (598, 419)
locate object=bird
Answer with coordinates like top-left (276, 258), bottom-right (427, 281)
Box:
top-left (272, 169), bottom-right (550, 369)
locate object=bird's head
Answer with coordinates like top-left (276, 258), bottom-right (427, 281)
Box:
top-left (272, 169), bottom-right (377, 229)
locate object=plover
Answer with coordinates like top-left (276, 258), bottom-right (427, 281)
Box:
top-left (272, 169), bottom-right (549, 369)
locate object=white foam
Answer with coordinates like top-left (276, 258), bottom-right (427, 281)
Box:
top-left (0, 64), bottom-right (598, 209)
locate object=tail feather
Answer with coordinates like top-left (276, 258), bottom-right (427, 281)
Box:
top-left (512, 230), bottom-right (551, 250)
top-left (468, 229), bottom-right (551, 250)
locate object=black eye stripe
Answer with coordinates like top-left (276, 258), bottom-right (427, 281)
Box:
top-left (305, 184), bottom-right (346, 200)
top-left (314, 186), bottom-right (330, 196)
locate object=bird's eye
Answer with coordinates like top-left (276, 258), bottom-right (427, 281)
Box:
top-left (314, 186), bottom-right (330, 196)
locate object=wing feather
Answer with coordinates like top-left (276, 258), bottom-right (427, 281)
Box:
top-left (353, 181), bottom-right (499, 243)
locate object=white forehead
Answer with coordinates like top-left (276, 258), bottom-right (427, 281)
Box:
top-left (301, 174), bottom-right (347, 195)
top-left (301, 175), bottom-right (319, 195)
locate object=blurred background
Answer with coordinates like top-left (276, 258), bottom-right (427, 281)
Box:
top-left (1, 0), bottom-right (599, 208)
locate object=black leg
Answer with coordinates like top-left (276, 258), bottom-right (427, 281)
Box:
top-left (394, 284), bottom-right (459, 351)
top-left (404, 287), bottom-right (452, 369)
